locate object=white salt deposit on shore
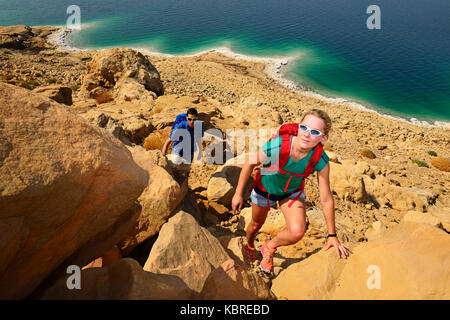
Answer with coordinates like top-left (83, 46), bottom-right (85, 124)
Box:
top-left (48, 26), bottom-right (449, 129)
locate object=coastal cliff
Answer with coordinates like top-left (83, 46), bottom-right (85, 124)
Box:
top-left (0, 25), bottom-right (449, 300)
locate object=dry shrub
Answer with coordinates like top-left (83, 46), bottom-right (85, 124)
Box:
top-left (149, 105), bottom-right (163, 116)
top-left (411, 158), bottom-right (429, 168)
top-left (431, 157), bottom-right (450, 172)
top-left (329, 158), bottom-right (340, 164)
top-left (323, 144), bottom-right (333, 151)
top-left (143, 128), bottom-right (171, 151)
top-left (3, 74), bottom-right (14, 81)
top-left (95, 91), bottom-right (114, 104)
top-left (360, 149), bottom-right (376, 159)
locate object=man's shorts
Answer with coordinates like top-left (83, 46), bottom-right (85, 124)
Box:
top-left (250, 189), bottom-right (306, 208)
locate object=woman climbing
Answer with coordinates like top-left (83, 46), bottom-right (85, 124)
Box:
top-left (231, 109), bottom-right (350, 273)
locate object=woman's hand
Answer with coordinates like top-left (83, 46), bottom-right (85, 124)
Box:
top-left (231, 193), bottom-right (244, 215)
top-left (324, 237), bottom-right (351, 259)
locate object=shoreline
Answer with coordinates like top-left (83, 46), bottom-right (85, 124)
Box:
top-left (48, 25), bottom-right (449, 129)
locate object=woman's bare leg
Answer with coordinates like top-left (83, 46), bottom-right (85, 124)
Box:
top-left (267, 199), bottom-right (306, 249)
top-left (246, 203), bottom-right (270, 248)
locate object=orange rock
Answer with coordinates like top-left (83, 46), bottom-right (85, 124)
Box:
top-left (0, 82), bottom-right (148, 299)
top-left (200, 259), bottom-right (275, 300)
top-left (332, 222), bottom-right (450, 299)
top-left (82, 257), bottom-right (103, 270)
top-left (431, 157), bottom-right (450, 172)
top-left (38, 258), bottom-right (195, 299)
top-left (143, 211), bottom-right (230, 293)
top-left (102, 246), bottom-right (123, 268)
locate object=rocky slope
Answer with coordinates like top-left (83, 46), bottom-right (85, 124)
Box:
top-left (0, 25), bottom-right (449, 300)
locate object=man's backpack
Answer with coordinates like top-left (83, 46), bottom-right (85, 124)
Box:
top-left (250, 123), bottom-right (323, 208)
top-left (171, 113), bottom-right (187, 132)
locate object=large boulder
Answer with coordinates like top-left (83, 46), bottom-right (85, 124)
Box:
top-left (329, 162), bottom-right (367, 203)
top-left (120, 116), bottom-right (154, 145)
top-left (81, 48), bottom-right (163, 101)
top-left (427, 206), bottom-right (450, 233)
top-left (94, 113), bottom-right (132, 146)
top-left (207, 154), bottom-right (254, 205)
top-left (402, 211), bottom-right (441, 228)
top-left (332, 222), bottom-right (450, 299)
top-left (0, 25), bottom-right (56, 51)
top-left (363, 175), bottom-right (436, 212)
top-left (430, 157), bottom-right (450, 172)
top-left (58, 201), bottom-right (141, 271)
top-left (272, 221), bottom-right (450, 300)
top-left (364, 220), bottom-right (388, 241)
top-left (0, 25), bottom-right (34, 49)
top-left (330, 161), bottom-right (436, 212)
top-left (33, 85), bottom-right (72, 105)
top-left (305, 207), bottom-right (355, 243)
top-left (115, 80), bottom-right (157, 104)
top-left (118, 147), bottom-right (186, 256)
top-left (271, 248), bottom-right (348, 300)
top-left (0, 82), bottom-right (148, 299)
top-left (37, 258), bottom-right (195, 299)
top-left (81, 110), bottom-right (153, 146)
top-left (143, 211), bottom-right (230, 293)
top-left (199, 259), bottom-right (275, 300)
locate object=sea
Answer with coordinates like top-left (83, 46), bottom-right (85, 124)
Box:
top-left (1, 0), bottom-right (449, 126)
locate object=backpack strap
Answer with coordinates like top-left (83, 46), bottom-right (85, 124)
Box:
top-left (278, 134), bottom-right (292, 170)
top-left (250, 132), bottom-right (289, 193)
top-left (285, 142), bottom-right (323, 207)
top-left (249, 167), bottom-right (263, 193)
top-left (277, 123), bottom-right (299, 137)
top-left (304, 143), bottom-right (323, 176)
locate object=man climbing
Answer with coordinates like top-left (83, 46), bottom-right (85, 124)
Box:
top-left (162, 107), bottom-right (203, 176)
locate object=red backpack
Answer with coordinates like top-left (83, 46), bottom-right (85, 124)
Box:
top-left (250, 123), bottom-right (323, 208)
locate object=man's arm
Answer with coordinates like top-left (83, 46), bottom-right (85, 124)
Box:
top-left (161, 137), bottom-right (172, 155)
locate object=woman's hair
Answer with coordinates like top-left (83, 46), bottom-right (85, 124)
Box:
top-left (300, 109), bottom-right (332, 135)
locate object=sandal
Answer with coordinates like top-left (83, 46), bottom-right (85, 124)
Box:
top-left (243, 244), bottom-right (256, 263)
top-left (260, 240), bottom-right (276, 273)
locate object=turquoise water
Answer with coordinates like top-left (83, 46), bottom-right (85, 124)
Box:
top-left (1, 0), bottom-right (449, 124)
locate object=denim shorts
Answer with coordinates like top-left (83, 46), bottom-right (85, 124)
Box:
top-left (250, 189), bottom-right (306, 208)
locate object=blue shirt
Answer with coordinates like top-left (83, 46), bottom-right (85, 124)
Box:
top-left (169, 120), bottom-right (204, 162)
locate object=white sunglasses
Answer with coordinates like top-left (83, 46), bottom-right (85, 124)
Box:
top-left (299, 124), bottom-right (325, 137)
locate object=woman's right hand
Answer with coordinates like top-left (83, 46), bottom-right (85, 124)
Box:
top-left (231, 193), bottom-right (244, 215)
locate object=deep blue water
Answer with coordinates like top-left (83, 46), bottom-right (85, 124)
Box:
top-left (1, 0), bottom-right (449, 124)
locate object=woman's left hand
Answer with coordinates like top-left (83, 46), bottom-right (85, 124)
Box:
top-left (324, 237), bottom-right (351, 259)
